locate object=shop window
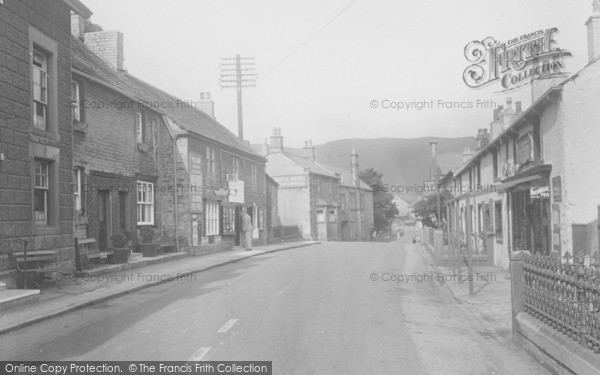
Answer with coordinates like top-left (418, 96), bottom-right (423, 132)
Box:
top-left (205, 201), bottom-right (220, 235)
top-left (222, 206), bottom-right (236, 235)
top-left (137, 181), bottom-right (154, 225)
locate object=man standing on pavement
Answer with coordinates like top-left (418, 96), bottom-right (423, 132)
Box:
top-left (242, 207), bottom-right (254, 251)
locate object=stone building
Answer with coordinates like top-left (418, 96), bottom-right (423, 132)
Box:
top-left (265, 173), bottom-right (280, 243)
top-left (264, 129), bottom-right (373, 241)
top-left (70, 22), bottom-right (162, 250)
top-left (0, 1), bottom-right (91, 265)
top-left (67, 20), bottom-right (267, 253)
top-left (446, 0), bottom-right (600, 268)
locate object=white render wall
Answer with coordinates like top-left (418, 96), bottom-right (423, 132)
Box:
top-left (552, 61), bottom-right (600, 256)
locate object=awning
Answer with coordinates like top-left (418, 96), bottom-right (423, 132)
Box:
top-left (496, 175), bottom-right (542, 193)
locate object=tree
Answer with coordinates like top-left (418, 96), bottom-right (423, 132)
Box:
top-left (360, 168), bottom-right (399, 231)
top-left (412, 191), bottom-right (452, 228)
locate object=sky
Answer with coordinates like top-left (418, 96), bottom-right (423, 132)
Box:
top-left (81, 0), bottom-right (593, 148)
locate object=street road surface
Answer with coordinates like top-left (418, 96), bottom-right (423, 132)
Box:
top-left (0, 234), bottom-right (549, 374)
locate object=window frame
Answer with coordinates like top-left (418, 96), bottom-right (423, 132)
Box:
top-left (32, 48), bottom-right (49, 130)
top-left (137, 181), bottom-right (154, 225)
top-left (71, 80), bottom-right (81, 122)
top-left (73, 167), bottom-right (83, 213)
top-left (328, 208), bottom-right (336, 223)
top-left (135, 112), bottom-right (144, 144)
top-left (34, 159), bottom-right (49, 225)
top-left (250, 163), bottom-right (258, 184)
top-left (233, 157), bottom-right (240, 176)
top-left (206, 147), bottom-right (216, 174)
top-left (317, 208), bottom-right (325, 223)
top-left (205, 200), bottom-right (220, 236)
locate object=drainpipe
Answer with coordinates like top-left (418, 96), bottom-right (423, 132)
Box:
top-left (172, 135), bottom-right (180, 252)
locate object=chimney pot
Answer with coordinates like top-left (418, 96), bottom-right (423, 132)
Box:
top-left (515, 101), bottom-right (522, 113)
top-left (303, 139), bottom-right (315, 161)
top-left (269, 128), bottom-right (284, 153)
top-left (198, 92), bottom-right (215, 118)
top-left (587, 0), bottom-right (600, 63)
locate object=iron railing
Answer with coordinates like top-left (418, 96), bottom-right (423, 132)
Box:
top-left (523, 251), bottom-right (600, 354)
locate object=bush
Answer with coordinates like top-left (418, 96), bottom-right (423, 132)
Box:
top-left (111, 231), bottom-right (132, 248)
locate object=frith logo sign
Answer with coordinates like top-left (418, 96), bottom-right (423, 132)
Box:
top-left (463, 28), bottom-right (572, 90)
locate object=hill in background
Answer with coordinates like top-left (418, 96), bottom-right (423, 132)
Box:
top-left (253, 137), bottom-right (477, 195)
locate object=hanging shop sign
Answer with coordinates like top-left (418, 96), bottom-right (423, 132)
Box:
top-left (530, 185), bottom-right (550, 199)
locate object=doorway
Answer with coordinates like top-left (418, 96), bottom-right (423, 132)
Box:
top-left (235, 206), bottom-right (242, 246)
top-left (98, 190), bottom-right (110, 250)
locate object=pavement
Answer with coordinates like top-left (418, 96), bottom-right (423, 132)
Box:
top-left (0, 241), bottom-right (319, 335)
top-left (0, 235), bottom-right (549, 374)
top-left (416, 234), bottom-right (515, 344)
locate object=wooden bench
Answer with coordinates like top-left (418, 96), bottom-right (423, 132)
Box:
top-left (11, 249), bottom-right (76, 289)
top-left (76, 238), bottom-right (113, 269)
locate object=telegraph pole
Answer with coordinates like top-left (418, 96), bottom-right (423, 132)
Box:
top-left (429, 141), bottom-right (441, 228)
top-left (219, 55), bottom-right (256, 140)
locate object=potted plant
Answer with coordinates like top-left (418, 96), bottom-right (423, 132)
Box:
top-left (111, 231), bottom-right (132, 264)
top-left (158, 233), bottom-right (177, 253)
top-left (138, 227), bottom-right (160, 257)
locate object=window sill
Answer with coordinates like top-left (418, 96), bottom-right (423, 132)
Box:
top-left (31, 127), bottom-right (60, 142)
top-left (34, 225), bottom-right (60, 237)
top-left (137, 223), bottom-right (155, 228)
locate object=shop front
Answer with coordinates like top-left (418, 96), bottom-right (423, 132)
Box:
top-left (499, 165), bottom-right (552, 255)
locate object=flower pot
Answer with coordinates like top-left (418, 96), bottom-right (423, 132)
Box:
top-left (139, 243), bottom-right (161, 257)
top-left (113, 248), bottom-right (131, 264)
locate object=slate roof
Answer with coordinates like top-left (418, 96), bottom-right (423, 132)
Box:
top-left (70, 37), bottom-right (261, 159)
top-left (316, 162), bottom-right (372, 191)
top-left (283, 153), bottom-right (338, 177)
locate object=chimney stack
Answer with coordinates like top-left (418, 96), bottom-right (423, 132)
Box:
top-left (261, 138), bottom-right (269, 156)
top-left (269, 128), bottom-right (283, 153)
top-left (303, 140), bottom-right (315, 161)
top-left (462, 147), bottom-right (475, 162)
top-left (70, 12), bottom-right (85, 41)
top-left (198, 92), bottom-right (215, 118)
top-left (476, 129), bottom-right (490, 150)
top-left (587, 0), bottom-right (600, 63)
top-left (85, 30), bottom-right (125, 71)
top-left (490, 105), bottom-right (504, 140)
top-left (350, 149), bottom-right (360, 187)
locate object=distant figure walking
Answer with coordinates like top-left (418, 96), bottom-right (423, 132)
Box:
top-left (242, 208), bottom-right (254, 251)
